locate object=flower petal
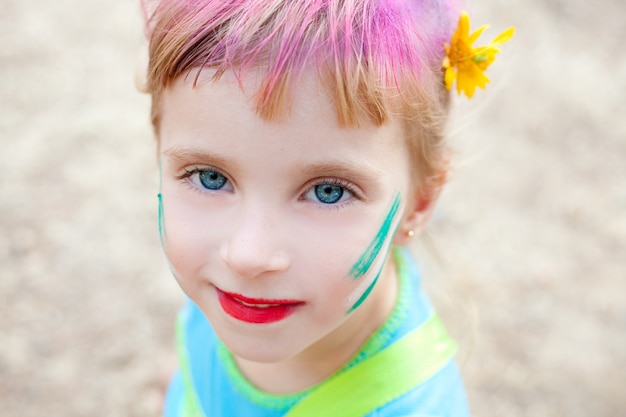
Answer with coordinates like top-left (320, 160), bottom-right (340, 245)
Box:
top-left (444, 67), bottom-right (456, 90)
top-left (490, 27), bottom-right (515, 47)
top-left (457, 73), bottom-right (476, 98)
top-left (468, 25), bottom-right (489, 45)
top-left (457, 63), bottom-right (491, 97)
top-left (457, 12), bottom-right (470, 40)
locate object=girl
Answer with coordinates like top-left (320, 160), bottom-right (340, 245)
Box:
top-left (141, 0), bottom-right (512, 415)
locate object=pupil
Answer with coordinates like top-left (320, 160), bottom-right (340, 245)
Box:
top-left (199, 170), bottom-right (226, 190)
top-left (315, 184), bottom-right (343, 204)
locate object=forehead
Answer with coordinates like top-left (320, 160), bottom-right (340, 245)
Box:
top-left (158, 69), bottom-right (412, 180)
top-left (162, 69), bottom-right (338, 136)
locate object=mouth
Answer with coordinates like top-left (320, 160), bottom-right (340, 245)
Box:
top-left (215, 288), bottom-right (305, 324)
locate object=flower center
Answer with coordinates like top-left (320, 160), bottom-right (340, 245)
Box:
top-left (449, 40), bottom-right (474, 67)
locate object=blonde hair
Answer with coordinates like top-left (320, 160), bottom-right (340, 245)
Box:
top-left (142, 0), bottom-right (460, 182)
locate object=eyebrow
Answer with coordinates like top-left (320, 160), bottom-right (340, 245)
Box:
top-left (163, 147), bottom-right (382, 187)
top-left (300, 161), bottom-right (383, 185)
top-left (162, 147), bottom-right (241, 171)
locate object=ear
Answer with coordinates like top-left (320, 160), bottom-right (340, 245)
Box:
top-left (393, 171), bottom-right (446, 246)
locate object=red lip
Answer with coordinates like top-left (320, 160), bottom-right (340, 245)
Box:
top-left (216, 288), bottom-right (304, 324)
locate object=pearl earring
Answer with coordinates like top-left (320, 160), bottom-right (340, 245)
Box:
top-left (406, 230), bottom-right (415, 238)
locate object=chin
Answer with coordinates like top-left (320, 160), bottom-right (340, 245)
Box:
top-left (223, 334), bottom-right (297, 364)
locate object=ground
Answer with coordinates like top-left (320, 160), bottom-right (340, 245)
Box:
top-left (0, 0), bottom-right (624, 416)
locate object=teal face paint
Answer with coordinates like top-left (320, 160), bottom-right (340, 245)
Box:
top-left (345, 193), bottom-right (401, 314)
top-left (158, 192), bottom-right (166, 243)
top-left (157, 163), bottom-right (166, 243)
top-left (346, 262), bottom-right (385, 314)
top-left (349, 193), bottom-right (401, 280)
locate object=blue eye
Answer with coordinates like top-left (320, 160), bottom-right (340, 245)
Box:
top-left (304, 179), bottom-right (356, 206)
top-left (314, 184), bottom-right (345, 204)
top-left (198, 170), bottom-right (228, 190)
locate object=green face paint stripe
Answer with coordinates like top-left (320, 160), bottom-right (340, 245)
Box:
top-left (346, 263), bottom-right (384, 314)
top-left (349, 193), bottom-right (401, 280)
top-left (157, 162), bottom-right (167, 243)
top-left (158, 193), bottom-right (166, 242)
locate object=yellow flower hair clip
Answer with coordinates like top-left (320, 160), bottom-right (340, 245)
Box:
top-left (443, 11), bottom-right (515, 98)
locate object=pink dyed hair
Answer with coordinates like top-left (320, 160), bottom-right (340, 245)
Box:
top-left (142, 0), bottom-right (462, 181)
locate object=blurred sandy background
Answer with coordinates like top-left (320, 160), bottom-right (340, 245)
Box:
top-left (1, 0), bottom-right (624, 416)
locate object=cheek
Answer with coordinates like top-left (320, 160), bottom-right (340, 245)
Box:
top-left (300, 208), bottom-right (400, 314)
top-left (306, 252), bottom-right (386, 319)
top-left (349, 193), bottom-right (400, 279)
top-left (343, 193), bottom-right (402, 312)
top-left (159, 191), bottom-right (228, 280)
top-left (282, 218), bottom-right (371, 310)
top-left (345, 261), bottom-right (385, 313)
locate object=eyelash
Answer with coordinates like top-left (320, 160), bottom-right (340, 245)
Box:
top-left (177, 166), bottom-right (219, 179)
top-left (175, 167), bottom-right (361, 206)
top-left (176, 166), bottom-right (231, 193)
top-left (306, 177), bottom-right (360, 206)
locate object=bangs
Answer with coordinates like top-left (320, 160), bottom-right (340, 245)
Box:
top-left (144, 0), bottom-right (458, 128)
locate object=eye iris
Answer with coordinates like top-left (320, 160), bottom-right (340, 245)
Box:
top-left (315, 184), bottom-right (343, 204)
top-left (199, 170), bottom-right (226, 190)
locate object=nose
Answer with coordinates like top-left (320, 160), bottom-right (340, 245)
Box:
top-left (219, 211), bottom-right (290, 279)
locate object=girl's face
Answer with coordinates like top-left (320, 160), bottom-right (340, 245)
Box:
top-left (158, 69), bottom-right (419, 370)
